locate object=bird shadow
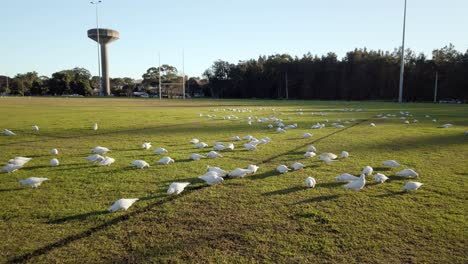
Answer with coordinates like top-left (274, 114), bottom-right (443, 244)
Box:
top-left (0, 187), bottom-right (24, 193)
top-left (110, 148), bottom-right (142, 152)
top-left (49, 210), bottom-right (110, 224)
top-left (372, 167), bottom-right (392, 171)
top-left (55, 165), bottom-right (94, 171)
top-left (286, 138), bottom-right (306, 141)
top-left (248, 170), bottom-right (277, 180)
top-left (161, 176), bottom-right (201, 184)
top-left (176, 159), bottom-right (194, 163)
top-left (94, 167), bottom-right (135, 175)
top-left (388, 176), bottom-right (412, 181)
top-left (292, 194), bottom-right (341, 205)
top-left (374, 191), bottom-right (406, 198)
top-left (262, 186), bottom-right (306, 196)
top-left (20, 165), bottom-right (51, 171)
top-left (318, 182), bottom-right (343, 189)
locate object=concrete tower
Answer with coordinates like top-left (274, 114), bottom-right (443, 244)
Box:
top-left (87, 28), bottom-right (119, 96)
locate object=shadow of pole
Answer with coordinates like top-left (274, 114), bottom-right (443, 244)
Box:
top-left (9, 115), bottom-right (374, 263)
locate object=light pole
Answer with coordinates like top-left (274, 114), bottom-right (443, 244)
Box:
top-left (398, 0), bottom-right (407, 103)
top-left (90, 1), bottom-right (102, 96)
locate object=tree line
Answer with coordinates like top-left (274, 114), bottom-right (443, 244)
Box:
top-left (203, 44), bottom-right (468, 101)
top-left (1, 44), bottom-right (466, 101)
top-left (0, 65), bottom-right (203, 97)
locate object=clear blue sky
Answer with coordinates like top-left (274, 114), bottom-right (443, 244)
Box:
top-left (1, 0), bottom-right (467, 79)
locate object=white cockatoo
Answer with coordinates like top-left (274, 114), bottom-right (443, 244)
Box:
top-left (141, 142), bottom-right (152, 150)
top-left (50, 158), bottom-right (59, 166)
top-left (154, 148), bottom-right (168, 154)
top-left (199, 171), bottom-right (224, 185)
top-left (291, 162), bottom-right (305, 170)
top-left (343, 174), bottom-right (366, 191)
top-left (108, 198), bottom-right (138, 212)
top-left (335, 173), bottom-right (359, 182)
top-left (403, 181), bottom-right (423, 191)
top-left (207, 166), bottom-right (228, 177)
top-left (396, 169), bottom-right (419, 178)
top-left (3, 129), bottom-right (15, 136)
top-left (167, 182), bottom-right (190, 195)
top-left (131, 160), bottom-right (150, 169)
top-left (276, 165), bottom-right (291, 174)
top-left (85, 154), bottom-right (104, 163)
top-left (305, 177), bottom-right (316, 188)
top-left (225, 143), bottom-right (235, 151)
top-left (247, 164), bottom-right (259, 174)
top-left (92, 146), bottom-right (110, 154)
top-left (382, 160), bottom-right (401, 168)
top-left (195, 142), bottom-right (209, 149)
top-left (2, 164), bottom-right (23, 173)
top-left (243, 143), bottom-right (256, 151)
top-left (362, 166), bottom-right (373, 176)
top-left (213, 144), bottom-right (226, 151)
top-left (98, 157), bottom-right (115, 166)
top-left (308, 146), bottom-right (317, 152)
top-left (374, 173), bottom-right (389, 183)
top-left (158, 156), bottom-right (175, 164)
top-left (438, 123), bottom-right (453, 128)
top-left (8, 157), bottom-right (32, 166)
top-left (228, 168), bottom-right (252, 178)
top-left (19, 177), bottom-right (48, 188)
top-left (304, 152), bottom-right (316, 158)
top-left (207, 151), bottom-right (222, 158)
top-left (190, 153), bottom-right (205, 161)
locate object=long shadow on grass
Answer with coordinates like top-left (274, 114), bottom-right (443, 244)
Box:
top-left (7, 185), bottom-right (204, 264)
top-left (262, 186), bottom-right (306, 196)
top-left (259, 118), bottom-right (369, 164)
top-left (374, 191), bottom-right (405, 198)
top-left (9, 115), bottom-right (374, 263)
top-left (292, 194), bottom-right (341, 205)
top-left (0, 120), bottom-right (209, 147)
top-left (49, 210), bottom-right (110, 224)
top-left (319, 182), bottom-right (343, 189)
top-left (249, 170), bottom-right (278, 180)
top-left (0, 187), bottom-right (24, 193)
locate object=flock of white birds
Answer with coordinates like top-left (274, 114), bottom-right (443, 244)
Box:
top-left (2, 108), bottom-right (464, 213)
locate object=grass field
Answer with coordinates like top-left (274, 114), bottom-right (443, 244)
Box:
top-left (0, 97), bottom-right (467, 263)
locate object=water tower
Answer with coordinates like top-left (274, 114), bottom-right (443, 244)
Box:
top-left (87, 28), bottom-right (119, 96)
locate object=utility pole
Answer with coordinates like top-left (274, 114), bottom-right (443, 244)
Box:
top-left (158, 52), bottom-right (161, 100)
top-left (285, 72), bottom-right (289, 99)
top-left (433, 71), bottom-right (438, 103)
top-left (398, 0), bottom-right (407, 103)
top-left (90, 1), bottom-right (102, 96)
top-left (182, 50), bottom-right (185, 99)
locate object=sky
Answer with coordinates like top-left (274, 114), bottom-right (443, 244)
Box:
top-left (1, 0), bottom-right (467, 79)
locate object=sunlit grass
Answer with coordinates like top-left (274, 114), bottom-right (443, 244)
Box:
top-left (0, 97), bottom-right (467, 263)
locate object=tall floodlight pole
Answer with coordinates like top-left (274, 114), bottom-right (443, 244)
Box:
top-left (90, 1), bottom-right (102, 96)
top-left (398, 0), bottom-right (407, 103)
top-left (158, 53), bottom-right (162, 100)
top-left (182, 50), bottom-right (185, 99)
top-left (433, 71), bottom-right (438, 103)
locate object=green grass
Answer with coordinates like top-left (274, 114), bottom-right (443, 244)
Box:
top-left (0, 97), bottom-right (467, 263)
